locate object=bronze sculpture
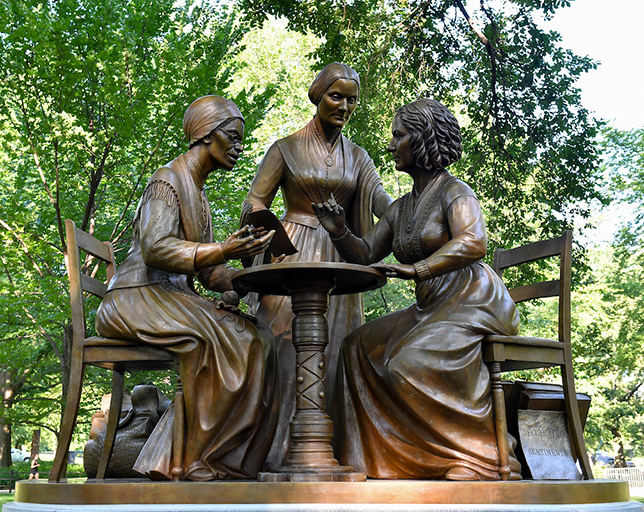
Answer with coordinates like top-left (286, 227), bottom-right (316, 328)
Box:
top-left (84, 384), bottom-right (170, 478)
top-left (240, 63), bottom-right (392, 466)
top-left (95, 95), bottom-right (280, 481)
top-left (313, 98), bottom-right (522, 481)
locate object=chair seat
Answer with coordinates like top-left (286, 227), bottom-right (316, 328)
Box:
top-left (85, 336), bottom-right (144, 347)
top-left (83, 336), bottom-right (177, 371)
top-left (485, 334), bottom-right (563, 349)
top-left (483, 334), bottom-right (565, 370)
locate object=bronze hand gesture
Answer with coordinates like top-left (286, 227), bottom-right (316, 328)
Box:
top-left (222, 225), bottom-right (275, 261)
top-left (312, 193), bottom-right (346, 237)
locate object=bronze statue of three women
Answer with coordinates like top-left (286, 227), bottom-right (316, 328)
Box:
top-left (96, 63), bottom-right (521, 482)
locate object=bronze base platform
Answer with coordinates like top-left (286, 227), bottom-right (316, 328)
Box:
top-left (10, 478), bottom-right (635, 507)
top-left (258, 468), bottom-right (366, 482)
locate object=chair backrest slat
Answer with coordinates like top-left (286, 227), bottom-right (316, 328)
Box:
top-left (80, 273), bottom-right (108, 298)
top-left (492, 230), bottom-right (572, 347)
top-left (74, 226), bottom-right (113, 263)
top-left (508, 280), bottom-right (560, 304)
top-left (494, 235), bottom-right (565, 273)
top-left (65, 219), bottom-right (116, 344)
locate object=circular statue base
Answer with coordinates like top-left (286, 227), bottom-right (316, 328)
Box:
top-left (4, 479), bottom-right (642, 512)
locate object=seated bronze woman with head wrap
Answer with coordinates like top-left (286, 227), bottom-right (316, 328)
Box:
top-left (314, 99), bottom-right (522, 481)
top-left (96, 95), bottom-right (280, 481)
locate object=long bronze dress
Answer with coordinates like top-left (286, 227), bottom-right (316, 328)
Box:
top-left (95, 156), bottom-right (279, 481)
top-left (241, 119), bottom-right (391, 465)
top-left (334, 171), bottom-right (521, 480)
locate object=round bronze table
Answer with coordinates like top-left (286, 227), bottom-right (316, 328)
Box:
top-left (233, 262), bottom-right (386, 482)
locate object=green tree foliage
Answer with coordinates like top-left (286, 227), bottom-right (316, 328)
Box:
top-left (513, 127), bottom-right (644, 464)
top-left (241, 0), bottom-right (605, 251)
top-left (573, 247), bottom-right (644, 465)
top-left (220, 17), bottom-right (321, 232)
top-left (0, 0), bottom-right (612, 467)
top-left (237, 0), bottom-right (606, 318)
top-left (575, 127), bottom-right (644, 464)
top-left (0, 0), bottom-right (269, 459)
top-left (604, 127), bottom-right (644, 245)
top-left (495, 245), bottom-right (644, 465)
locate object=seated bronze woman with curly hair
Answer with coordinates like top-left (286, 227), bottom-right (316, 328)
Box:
top-left (314, 99), bottom-right (521, 481)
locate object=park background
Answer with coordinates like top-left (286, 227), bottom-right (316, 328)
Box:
top-left (0, 0), bottom-right (643, 497)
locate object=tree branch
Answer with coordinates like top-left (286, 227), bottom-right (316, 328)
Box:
top-left (20, 308), bottom-right (63, 366)
top-left (0, 219), bottom-right (44, 277)
top-left (620, 381), bottom-right (643, 403)
top-left (110, 112), bottom-right (179, 242)
top-left (15, 419), bottom-right (59, 438)
top-left (453, 0), bottom-right (488, 45)
top-left (81, 137), bottom-right (114, 233)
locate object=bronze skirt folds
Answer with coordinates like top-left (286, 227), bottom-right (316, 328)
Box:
top-left (333, 261), bottom-right (521, 480)
top-left (95, 284), bottom-right (279, 481)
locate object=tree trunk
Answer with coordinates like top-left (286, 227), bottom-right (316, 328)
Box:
top-left (0, 367), bottom-right (13, 467)
top-left (30, 429), bottom-right (41, 459)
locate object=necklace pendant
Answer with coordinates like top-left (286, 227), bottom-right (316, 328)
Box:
top-left (325, 156), bottom-right (333, 166)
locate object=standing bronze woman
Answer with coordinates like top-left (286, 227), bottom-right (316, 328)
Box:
top-left (314, 99), bottom-right (521, 480)
top-left (241, 63), bottom-right (392, 465)
top-left (96, 96), bottom-right (280, 481)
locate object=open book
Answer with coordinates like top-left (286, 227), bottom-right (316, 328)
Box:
top-left (247, 209), bottom-right (298, 257)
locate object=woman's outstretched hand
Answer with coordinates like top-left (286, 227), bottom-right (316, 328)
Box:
top-left (222, 225), bottom-right (275, 261)
top-left (370, 262), bottom-right (416, 280)
top-left (312, 193), bottom-right (346, 238)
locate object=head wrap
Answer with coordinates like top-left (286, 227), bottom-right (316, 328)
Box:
top-left (308, 63), bottom-right (361, 106)
top-left (183, 95), bottom-right (244, 146)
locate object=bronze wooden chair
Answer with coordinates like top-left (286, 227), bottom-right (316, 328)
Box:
top-left (483, 230), bottom-right (593, 481)
top-left (50, 219), bottom-right (183, 482)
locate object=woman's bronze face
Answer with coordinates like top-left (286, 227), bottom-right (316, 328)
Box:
top-left (208, 119), bottom-right (244, 170)
top-left (387, 115), bottom-right (415, 173)
top-left (317, 79), bottom-right (359, 130)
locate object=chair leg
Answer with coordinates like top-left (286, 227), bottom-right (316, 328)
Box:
top-left (50, 356), bottom-right (86, 482)
top-left (489, 362), bottom-right (511, 481)
top-left (562, 364), bottom-right (594, 480)
top-left (171, 374), bottom-right (185, 481)
top-left (96, 370), bottom-right (125, 479)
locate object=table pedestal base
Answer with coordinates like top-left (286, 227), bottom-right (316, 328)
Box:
top-left (258, 285), bottom-right (365, 483)
top-left (233, 264), bottom-right (386, 483)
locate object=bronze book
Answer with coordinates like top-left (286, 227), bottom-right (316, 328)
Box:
top-left (247, 209), bottom-right (298, 257)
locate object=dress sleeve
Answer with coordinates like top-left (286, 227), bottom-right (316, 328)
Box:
top-left (371, 181), bottom-right (393, 219)
top-left (138, 181), bottom-right (200, 275)
top-left (240, 143), bottom-right (286, 225)
top-left (331, 200), bottom-right (398, 265)
top-left (420, 194), bottom-right (487, 279)
top-left (197, 264), bottom-right (236, 292)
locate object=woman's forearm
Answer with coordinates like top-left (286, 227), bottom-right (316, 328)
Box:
top-left (329, 227), bottom-right (373, 264)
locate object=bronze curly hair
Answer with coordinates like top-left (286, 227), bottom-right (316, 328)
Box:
top-left (395, 99), bottom-right (463, 171)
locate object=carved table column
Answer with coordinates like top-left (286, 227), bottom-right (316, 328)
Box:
top-left (233, 262), bottom-right (386, 482)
